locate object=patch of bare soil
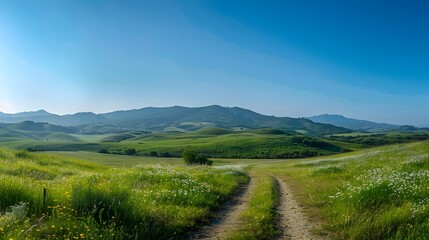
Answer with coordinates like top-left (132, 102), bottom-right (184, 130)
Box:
top-left (276, 177), bottom-right (324, 240)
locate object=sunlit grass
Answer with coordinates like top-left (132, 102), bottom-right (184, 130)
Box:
top-left (261, 141), bottom-right (429, 239)
top-left (0, 148), bottom-right (248, 239)
top-left (228, 175), bottom-right (279, 240)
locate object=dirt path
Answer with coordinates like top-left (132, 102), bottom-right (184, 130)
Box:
top-left (275, 177), bottom-right (322, 240)
top-left (190, 177), bottom-right (255, 240)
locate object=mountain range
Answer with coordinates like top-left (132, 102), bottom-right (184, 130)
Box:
top-left (0, 105), bottom-right (349, 136)
top-left (307, 114), bottom-right (426, 132)
top-left (2, 106), bottom-right (425, 135)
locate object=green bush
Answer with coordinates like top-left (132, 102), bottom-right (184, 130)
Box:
top-left (182, 149), bottom-right (213, 165)
top-left (98, 148), bottom-right (109, 154)
top-left (123, 148), bottom-right (137, 156)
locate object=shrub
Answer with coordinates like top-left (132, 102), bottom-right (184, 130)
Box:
top-left (14, 150), bottom-right (30, 158)
top-left (182, 149), bottom-right (213, 165)
top-left (123, 148), bottom-right (137, 156)
top-left (159, 152), bottom-right (173, 157)
top-left (98, 149), bottom-right (109, 154)
top-left (26, 148), bottom-right (37, 152)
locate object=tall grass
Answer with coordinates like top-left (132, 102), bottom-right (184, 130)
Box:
top-left (228, 175), bottom-right (279, 240)
top-left (0, 148), bottom-right (248, 239)
top-left (273, 141), bottom-right (429, 239)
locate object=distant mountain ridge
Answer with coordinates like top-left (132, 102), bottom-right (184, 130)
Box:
top-left (100, 105), bottom-right (350, 135)
top-left (0, 110), bottom-right (107, 126)
top-left (5, 120), bottom-right (78, 133)
top-left (307, 114), bottom-right (425, 132)
top-left (0, 109), bottom-right (51, 118)
top-left (0, 105), bottom-right (350, 135)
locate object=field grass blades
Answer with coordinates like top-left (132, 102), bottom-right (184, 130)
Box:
top-left (0, 148), bottom-right (248, 239)
top-left (267, 141), bottom-right (429, 239)
top-left (227, 175), bottom-right (279, 240)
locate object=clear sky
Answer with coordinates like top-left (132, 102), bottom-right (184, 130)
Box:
top-left (0, 0), bottom-right (428, 125)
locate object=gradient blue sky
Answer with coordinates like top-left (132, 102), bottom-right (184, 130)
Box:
top-left (0, 0), bottom-right (428, 125)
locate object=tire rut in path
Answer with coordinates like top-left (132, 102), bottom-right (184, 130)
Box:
top-left (190, 177), bottom-right (255, 240)
top-left (275, 177), bottom-right (323, 240)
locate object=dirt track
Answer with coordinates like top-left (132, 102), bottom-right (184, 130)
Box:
top-left (190, 178), bottom-right (255, 240)
top-left (191, 176), bottom-right (322, 240)
top-left (276, 177), bottom-right (322, 240)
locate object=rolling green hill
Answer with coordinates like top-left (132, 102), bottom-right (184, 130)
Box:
top-left (0, 126), bottom-right (347, 158)
top-left (307, 114), bottom-right (427, 132)
top-left (100, 133), bottom-right (136, 142)
top-left (100, 105), bottom-right (350, 135)
top-left (0, 106), bottom-right (351, 135)
top-left (0, 111), bottom-right (106, 126)
top-left (77, 122), bottom-right (128, 134)
top-left (5, 121), bottom-right (78, 133)
top-left (0, 121), bottom-right (80, 142)
top-left (1, 120), bottom-right (428, 159)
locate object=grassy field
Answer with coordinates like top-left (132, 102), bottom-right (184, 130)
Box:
top-left (2, 127), bottom-right (428, 161)
top-left (2, 136), bottom-right (429, 239)
top-left (0, 148), bottom-right (248, 239)
top-left (257, 140), bottom-right (429, 239)
top-left (0, 128), bottom-right (349, 159)
top-left (47, 151), bottom-right (183, 167)
top-left (228, 174), bottom-right (279, 239)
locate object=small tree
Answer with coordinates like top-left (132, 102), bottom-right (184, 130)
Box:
top-left (195, 155), bottom-right (212, 165)
top-left (98, 148), bottom-right (109, 154)
top-left (182, 149), bottom-right (197, 165)
top-left (123, 148), bottom-right (137, 156)
top-left (182, 149), bottom-right (212, 165)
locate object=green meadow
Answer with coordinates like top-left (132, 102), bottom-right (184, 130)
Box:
top-left (0, 148), bottom-right (247, 239)
top-left (0, 128), bottom-right (347, 159)
top-left (259, 140), bottom-right (429, 239)
top-left (1, 1), bottom-right (427, 239)
top-left (1, 125), bottom-right (428, 161)
top-left (2, 128), bottom-right (429, 239)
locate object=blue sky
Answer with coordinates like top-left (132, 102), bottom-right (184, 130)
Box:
top-left (0, 0), bottom-right (428, 125)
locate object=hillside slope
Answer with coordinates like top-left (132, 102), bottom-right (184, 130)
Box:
top-left (101, 105), bottom-right (350, 135)
top-left (0, 106), bottom-right (351, 135)
top-left (5, 121), bottom-right (78, 133)
top-left (307, 114), bottom-right (424, 132)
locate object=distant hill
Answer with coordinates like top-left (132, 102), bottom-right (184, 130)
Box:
top-left (5, 109), bottom-right (52, 118)
top-left (100, 105), bottom-right (350, 135)
top-left (0, 111), bottom-right (106, 126)
top-left (3, 121), bottom-right (78, 133)
top-left (0, 106), bottom-right (351, 135)
top-left (0, 121), bottom-right (80, 142)
top-left (307, 114), bottom-right (426, 132)
top-left (77, 123), bottom-right (129, 134)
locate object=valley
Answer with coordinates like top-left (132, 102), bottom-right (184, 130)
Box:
top-left (2, 138), bottom-right (429, 239)
top-left (1, 106), bottom-right (429, 239)
top-left (2, 1), bottom-right (427, 239)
